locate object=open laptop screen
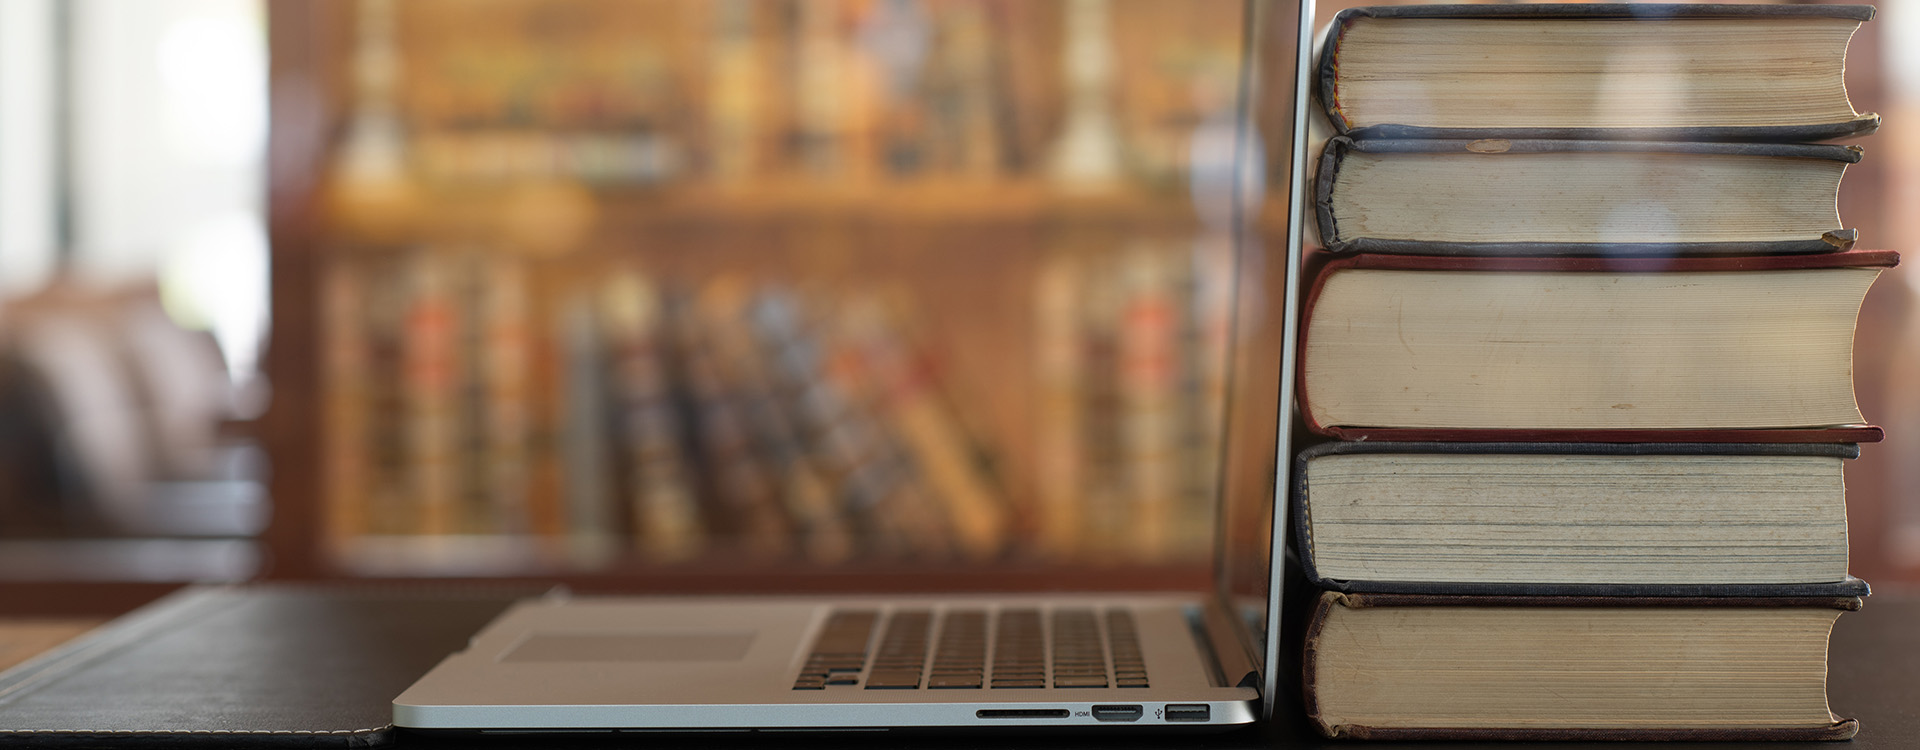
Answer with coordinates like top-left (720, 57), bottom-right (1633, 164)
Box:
top-left (1212, 0), bottom-right (1314, 721)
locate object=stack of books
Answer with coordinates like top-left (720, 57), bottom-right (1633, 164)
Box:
top-left (1291, 4), bottom-right (1889, 741)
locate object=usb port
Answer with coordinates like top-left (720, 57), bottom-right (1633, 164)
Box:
top-left (1163, 704), bottom-right (1210, 722)
top-left (1091, 705), bottom-right (1143, 722)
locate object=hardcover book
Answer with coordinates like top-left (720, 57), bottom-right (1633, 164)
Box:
top-left (1317, 4), bottom-right (1879, 141)
top-left (1314, 137), bottom-right (1862, 256)
top-left (1291, 441), bottom-right (1869, 595)
top-left (1298, 250), bottom-right (1897, 442)
top-left (1302, 591), bottom-right (1864, 741)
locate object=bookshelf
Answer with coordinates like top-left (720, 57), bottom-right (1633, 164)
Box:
top-left (262, 0), bottom-right (1258, 587)
top-left (261, 0), bottom-right (1920, 591)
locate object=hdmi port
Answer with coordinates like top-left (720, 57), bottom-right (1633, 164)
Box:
top-left (976, 709), bottom-right (1070, 719)
top-left (1092, 705), bottom-right (1143, 722)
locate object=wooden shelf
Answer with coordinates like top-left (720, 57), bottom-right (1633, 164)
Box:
top-left (315, 177), bottom-right (1209, 252)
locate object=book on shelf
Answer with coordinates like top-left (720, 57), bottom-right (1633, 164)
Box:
top-left (749, 287), bottom-right (945, 561)
top-left (556, 295), bottom-right (618, 560)
top-left (829, 295), bottom-right (1013, 561)
top-left (324, 250), bottom-right (1087, 566)
top-left (700, 283), bottom-right (859, 564)
top-left (321, 261), bottom-right (372, 545)
top-left (400, 254), bottom-right (461, 537)
top-left (1316, 4), bottom-right (1878, 142)
top-left (1301, 591), bottom-right (1864, 741)
top-left (601, 271), bottom-right (708, 562)
top-left (1298, 250), bottom-right (1897, 442)
top-left (1030, 242), bottom-right (1228, 562)
top-left (1314, 137), bottom-right (1861, 256)
top-left (1292, 441), bottom-right (1866, 594)
top-left (374, 0), bottom-right (1241, 191)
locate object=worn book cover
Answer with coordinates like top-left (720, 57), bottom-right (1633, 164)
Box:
top-left (1303, 590), bottom-right (1865, 741)
top-left (1317, 4), bottom-right (1880, 142)
top-left (1298, 250), bottom-right (1899, 443)
top-left (1314, 137), bottom-right (1863, 256)
top-left (1291, 440), bottom-right (1871, 596)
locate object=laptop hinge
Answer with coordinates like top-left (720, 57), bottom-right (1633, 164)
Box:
top-left (1198, 599), bottom-right (1260, 690)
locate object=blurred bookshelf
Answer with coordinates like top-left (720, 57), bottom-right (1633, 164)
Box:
top-left (262, 0), bottom-right (1259, 588)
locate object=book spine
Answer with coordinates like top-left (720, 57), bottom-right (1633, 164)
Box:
top-left (402, 252), bottom-right (460, 537)
top-left (320, 260), bottom-right (371, 551)
top-left (1077, 251), bottom-right (1126, 558)
top-left (363, 256), bottom-right (411, 537)
top-left (707, 0), bottom-right (765, 183)
top-left (1116, 245), bottom-right (1178, 559)
top-left (846, 295), bottom-right (1010, 561)
top-left (556, 296), bottom-right (616, 561)
top-left (671, 285), bottom-right (794, 560)
top-left (602, 272), bottom-right (705, 562)
top-left (1033, 251), bottom-right (1086, 560)
top-left (480, 257), bottom-right (533, 536)
top-left (709, 284), bottom-right (857, 564)
top-left (452, 254), bottom-right (492, 535)
top-left (805, 293), bottom-right (956, 561)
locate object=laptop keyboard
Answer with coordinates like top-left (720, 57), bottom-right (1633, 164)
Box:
top-left (792, 608), bottom-right (1149, 690)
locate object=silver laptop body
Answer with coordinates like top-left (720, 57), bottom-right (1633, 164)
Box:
top-left (394, 592), bottom-right (1262, 731)
top-left (392, 0), bottom-right (1316, 733)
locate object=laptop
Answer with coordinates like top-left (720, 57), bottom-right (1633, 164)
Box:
top-left (390, 280), bottom-right (1300, 731)
top-left (393, 584), bottom-right (1271, 732)
top-left (392, 377), bottom-right (1300, 730)
top-left (391, 0), bottom-right (1319, 733)
top-left (390, 282), bottom-right (1302, 732)
top-left (391, 436), bottom-right (1292, 730)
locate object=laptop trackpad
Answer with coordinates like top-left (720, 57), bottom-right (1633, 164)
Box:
top-left (502, 632), bottom-right (758, 663)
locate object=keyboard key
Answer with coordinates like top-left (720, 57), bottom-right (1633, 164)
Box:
top-left (991, 680), bottom-right (1046, 689)
top-left (928, 676), bottom-right (983, 689)
top-left (865, 670), bottom-right (923, 689)
top-left (1053, 677), bottom-right (1108, 688)
top-left (810, 611), bottom-right (879, 655)
top-left (798, 610), bottom-right (880, 685)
